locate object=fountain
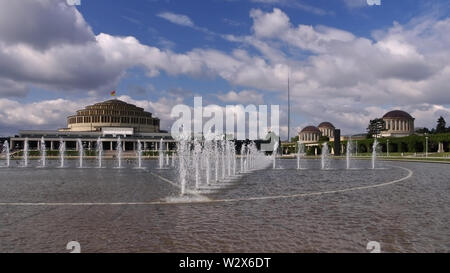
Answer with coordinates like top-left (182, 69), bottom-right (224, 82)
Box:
top-left (2, 140), bottom-right (10, 167)
top-left (232, 143), bottom-right (236, 175)
top-left (171, 153), bottom-right (175, 168)
top-left (23, 138), bottom-right (29, 167)
top-left (346, 138), bottom-right (353, 170)
top-left (96, 137), bottom-right (103, 168)
top-left (249, 142), bottom-right (255, 170)
top-left (136, 140), bottom-right (143, 168)
top-left (194, 139), bottom-right (201, 190)
top-left (245, 148), bottom-right (250, 172)
top-left (116, 137), bottom-right (123, 168)
top-left (227, 141), bottom-right (232, 176)
top-left (177, 134), bottom-right (189, 196)
top-left (240, 145), bottom-right (245, 173)
top-left (203, 139), bottom-right (212, 186)
top-left (215, 141), bottom-right (219, 181)
top-left (59, 139), bottom-right (65, 168)
top-left (173, 134), bottom-right (271, 197)
top-left (221, 140), bottom-right (226, 179)
top-left (297, 141), bottom-right (304, 170)
top-left (372, 139), bottom-right (378, 169)
top-left (272, 140), bottom-right (279, 169)
top-left (158, 138), bottom-right (164, 169)
top-left (321, 142), bottom-right (330, 170)
top-left (166, 153), bottom-right (169, 166)
top-left (40, 137), bottom-right (46, 167)
top-left (77, 139), bottom-right (84, 168)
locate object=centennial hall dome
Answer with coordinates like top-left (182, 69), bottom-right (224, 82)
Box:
top-left (65, 99), bottom-right (160, 133)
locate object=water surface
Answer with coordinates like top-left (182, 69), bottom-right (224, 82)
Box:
top-left (0, 159), bottom-right (448, 252)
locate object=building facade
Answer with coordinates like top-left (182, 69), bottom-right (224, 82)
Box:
top-left (62, 99), bottom-right (160, 133)
top-left (318, 122), bottom-right (335, 139)
top-left (381, 110), bottom-right (415, 138)
top-left (299, 121), bottom-right (336, 144)
top-left (299, 126), bottom-right (321, 143)
top-left (10, 99), bottom-right (174, 152)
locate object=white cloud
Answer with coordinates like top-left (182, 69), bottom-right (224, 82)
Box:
top-left (342, 0), bottom-right (368, 8)
top-left (0, 0), bottom-right (94, 51)
top-left (217, 90), bottom-right (264, 104)
top-left (250, 0), bottom-right (331, 16)
top-left (0, 97), bottom-right (91, 135)
top-left (250, 8), bottom-right (290, 38)
top-left (0, 95), bottom-right (184, 135)
top-left (157, 11), bottom-right (216, 36)
top-left (157, 12), bottom-right (195, 27)
top-left (0, 3), bottom-right (449, 135)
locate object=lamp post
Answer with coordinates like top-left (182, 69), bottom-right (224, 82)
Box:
top-left (425, 136), bottom-right (429, 158)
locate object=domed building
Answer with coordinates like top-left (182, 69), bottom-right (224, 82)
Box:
top-left (9, 99), bottom-right (174, 153)
top-left (299, 126), bottom-right (321, 143)
top-left (64, 99), bottom-right (160, 133)
top-left (318, 122), bottom-right (335, 138)
top-left (381, 110), bottom-right (415, 137)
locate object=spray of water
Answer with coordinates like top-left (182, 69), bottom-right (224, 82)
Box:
top-left (59, 138), bottom-right (65, 168)
top-left (159, 138), bottom-right (164, 169)
top-left (372, 139), bottom-right (378, 169)
top-left (23, 138), bottom-right (29, 167)
top-left (97, 137), bottom-right (103, 168)
top-left (346, 138), bottom-right (353, 170)
top-left (176, 134), bottom-right (271, 197)
top-left (215, 141), bottom-right (219, 181)
top-left (297, 141), bottom-right (304, 170)
top-left (2, 140), bottom-right (10, 167)
top-left (117, 136), bottom-right (122, 168)
top-left (77, 139), bottom-right (83, 168)
top-left (177, 134), bottom-right (189, 196)
top-left (240, 144), bottom-right (245, 173)
top-left (273, 140), bottom-right (279, 169)
top-left (137, 140), bottom-right (142, 168)
top-left (321, 142), bottom-right (330, 170)
top-left (40, 137), bottom-right (46, 167)
top-left (194, 139), bottom-right (202, 190)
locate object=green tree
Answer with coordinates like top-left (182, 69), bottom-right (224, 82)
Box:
top-left (436, 116), bottom-right (446, 133)
top-left (367, 118), bottom-right (386, 138)
top-left (415, 127), bottom-right (430, 134)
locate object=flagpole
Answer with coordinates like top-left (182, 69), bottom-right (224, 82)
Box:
top-left (287, 69), bottom-right (290, 142)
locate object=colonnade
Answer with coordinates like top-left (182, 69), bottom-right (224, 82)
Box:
top-left (299, 132), bottom-right (320, 142)
top-left (320, 128), bottom-right (334, 138)
top-left (385, 119), bottom-right (414, 132)
top-left (9, 138), bottom-right (176, 152)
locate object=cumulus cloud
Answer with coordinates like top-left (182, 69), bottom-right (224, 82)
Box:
top-left (0, 95), bottom-right (184, 135)
top-left (233, 8), bottom-right (450, 133)
top-left (117, 95), bottom-right (185, 131)
top-left (0, 97), bottom-right (91, 135)
top-left (0, 0), bottom-right (94, 51)
top-left (217, 90), bottom-right (264, 104)
top-left (250, 7), bottom-right (290, 38)
top-left (0, 78), bottom-right (29, 97)
top-left (0, 2), bottom-right (449, 135)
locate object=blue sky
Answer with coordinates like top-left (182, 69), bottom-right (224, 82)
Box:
top-left (0, 0), bottom-right (449, 137)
